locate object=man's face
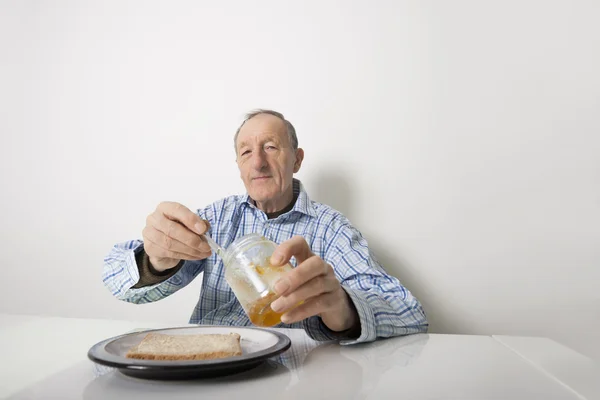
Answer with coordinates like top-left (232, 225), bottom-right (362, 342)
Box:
top-left (236, 114), bottom-right (303, 211)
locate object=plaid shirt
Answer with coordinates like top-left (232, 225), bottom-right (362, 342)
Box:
top-left (102, 179), bottom-right (427, 344)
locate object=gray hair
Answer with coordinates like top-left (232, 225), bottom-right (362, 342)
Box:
top-left (234, 109), bottom-right (298, 153)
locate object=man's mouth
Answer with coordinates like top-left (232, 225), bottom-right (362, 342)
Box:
top-left (252, 176), bottom-right (271, 181)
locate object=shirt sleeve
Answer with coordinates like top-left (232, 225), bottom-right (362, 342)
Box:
top-left (101, 206), bottom-right (212, 304)
top-left (303, 217), bottom-right (428, 344)
top-left (132, 249), bottom-right (185, 288)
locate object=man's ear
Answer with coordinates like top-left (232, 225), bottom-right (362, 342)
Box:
top-left (293, 148), bottom-right (304, 173)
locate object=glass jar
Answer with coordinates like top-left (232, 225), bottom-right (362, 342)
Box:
top-left (222, 233), bottom-right (294, 327)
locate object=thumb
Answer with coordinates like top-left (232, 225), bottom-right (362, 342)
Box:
top-left (271, 236), bottom-right (314, 266)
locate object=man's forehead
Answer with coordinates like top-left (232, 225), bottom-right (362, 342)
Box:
top-left (237, 115), bottom-right (288, 146)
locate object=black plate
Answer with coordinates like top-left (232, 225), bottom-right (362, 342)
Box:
top-left (87, 326), bottom-right (291, 380)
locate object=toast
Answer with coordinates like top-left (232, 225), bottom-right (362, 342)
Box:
top-left (125, 332), bottom-right (242, 361)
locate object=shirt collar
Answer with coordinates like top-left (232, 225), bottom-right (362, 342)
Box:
top-left (239, 178), bottom-right (317, 218)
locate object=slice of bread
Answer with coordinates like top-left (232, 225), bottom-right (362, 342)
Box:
top-left (126, 332), bottom-right (242, 361)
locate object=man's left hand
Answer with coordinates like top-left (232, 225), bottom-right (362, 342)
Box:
top-left (269, 236), bottom-right (360, 333)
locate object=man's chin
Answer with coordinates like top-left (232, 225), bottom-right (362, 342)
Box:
top-left (250, 181), bottom-right (275, 192)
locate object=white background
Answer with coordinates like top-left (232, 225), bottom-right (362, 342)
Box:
top-left (1, 1), bottom-right (598, 360)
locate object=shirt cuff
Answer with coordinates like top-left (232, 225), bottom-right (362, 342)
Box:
top-left (132, 247), bottom-right (184, 288)
top-left (300, 286), bottom-right (376, 345)
top-left (301, 316), bottom-right (344, 342)
top-left (339, 286), bottom-right (377, 345)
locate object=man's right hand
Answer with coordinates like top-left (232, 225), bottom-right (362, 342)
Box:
top-left (142, 202), bottom-right (212, 272)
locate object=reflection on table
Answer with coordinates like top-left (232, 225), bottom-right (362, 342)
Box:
top-left (84, 328), bottom-right (428, 400)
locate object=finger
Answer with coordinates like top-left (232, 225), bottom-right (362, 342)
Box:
top-left (270, 275), bottom-right (339, 313)
top-left (280, 292), bottom-right (339, 324)
top-left (273, 256), bottom-right (331, 296)
top-left (148, 213), bottom-right (211, 253)
top-left (157, 201), bottom-right (210, 235)
top-left (144, 234), bottom-right (212, 261)
top-left (271, 235), bottom-right (314, 266)
top-left (143, 225), bottom-right (209, 259)
top-left (144, 233), bottom-right (212, 260)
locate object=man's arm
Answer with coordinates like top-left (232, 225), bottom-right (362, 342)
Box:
top-left (322, 221), bottom-right (428, 344)
top-left (102, 239), bottom-right (208, 304)
top-left (102, 203), bottom-right (215, 303)
top-left (269, 218), bottom-right (428, 344)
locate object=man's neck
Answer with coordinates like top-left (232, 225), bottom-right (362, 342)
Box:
top-left (253, 188), bottom-right (297, 219)
top-left (254, 186), bottom-right (294, 214)
top-left (265, 193), bottom-right (297, 219)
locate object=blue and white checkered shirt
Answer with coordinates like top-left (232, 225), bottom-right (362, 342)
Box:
top-left (102, 179), bottom-right (428, 344)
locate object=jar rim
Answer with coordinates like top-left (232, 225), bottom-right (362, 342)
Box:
top-left (223, 233), bottom-right (270, 266)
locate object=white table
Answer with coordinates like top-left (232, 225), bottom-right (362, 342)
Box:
top-left (0, 313), bottom-right (598, 399)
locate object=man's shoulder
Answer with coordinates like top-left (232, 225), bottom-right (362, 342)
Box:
top-left (198, 194), bottom-right (245, 217)
top-left (309, 200), bottom-right (352, 228)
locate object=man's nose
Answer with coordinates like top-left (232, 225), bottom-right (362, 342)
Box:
top-left (251, 149), bottom-right (268, 170)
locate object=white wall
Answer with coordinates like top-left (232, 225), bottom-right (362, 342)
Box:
top-left (1, 1), bottom-right (599, 360)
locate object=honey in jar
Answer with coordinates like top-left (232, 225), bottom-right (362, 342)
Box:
top-left (247, 291), bottom-right (285, 327)
top-left (222, 234), bottom-right (294, 327)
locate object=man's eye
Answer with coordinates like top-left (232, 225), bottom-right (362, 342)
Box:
top-left (265, 146), bottom-right (277, 151)
top-left (241, 150), bottom-right (251, 156)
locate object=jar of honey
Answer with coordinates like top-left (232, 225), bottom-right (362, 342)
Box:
top-left (222, 233), bottom-right (294, 327)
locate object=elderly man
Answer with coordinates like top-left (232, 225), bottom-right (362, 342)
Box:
top-left (103, 109), bottom-right (427, 344)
